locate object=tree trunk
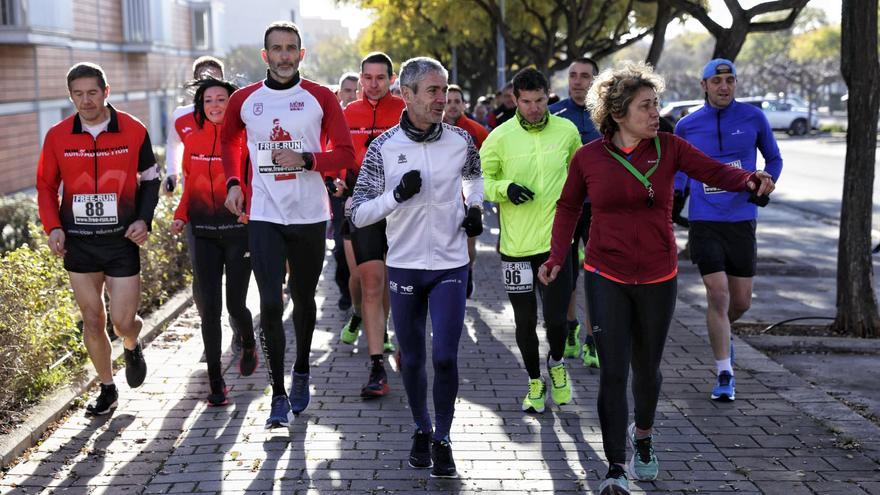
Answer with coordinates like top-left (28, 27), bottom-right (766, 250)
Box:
top-left (645, 0), bottom-right (675, 67)
top-left (835, 0), bottom-right (880, 337)
top-left (712, 24), bottom-right (749, 61)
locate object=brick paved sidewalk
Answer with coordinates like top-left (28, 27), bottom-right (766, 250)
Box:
top-left (1, 218), bottom-right (878, 494)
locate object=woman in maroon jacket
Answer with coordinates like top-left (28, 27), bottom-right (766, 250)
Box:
top-left (171, 78), bottom-right (258, 406)
top-left (538, 62), bottom-right (774, 495)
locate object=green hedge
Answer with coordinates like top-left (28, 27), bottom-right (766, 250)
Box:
top-left (0, 193), bottom-right (191, 432)
top-left (0, 194), bottom-right (40, 255)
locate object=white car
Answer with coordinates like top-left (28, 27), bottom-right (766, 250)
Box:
top-left (739, 97), bottom-right (819, 136)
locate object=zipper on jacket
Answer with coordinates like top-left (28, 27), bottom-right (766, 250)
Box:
top-left (93, 133), bottom-right (100, 194)
top-left (716, 110), bottom-right (723, 152)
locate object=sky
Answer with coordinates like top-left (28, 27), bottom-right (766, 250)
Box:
top-left (303, 0), bottom-right (843, 39)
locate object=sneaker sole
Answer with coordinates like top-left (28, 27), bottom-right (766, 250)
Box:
top-left (408, 459), bottom-right (432, 469)
top-left (85, 400), bottom-right (118, 416)
top-left (360, 384), bottom-right (390, 399)
top-left (521, 404), bottom-right (545, 414)
top-left (429, 470), bottom-right (458, 478)
top-left (710, 393), bottom-right (735, 402)
top-left (600, 485), bottom-right (630, 495)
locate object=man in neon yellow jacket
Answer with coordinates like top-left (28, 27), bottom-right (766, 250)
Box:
top-left (480, 67), bottom-right (581, 414)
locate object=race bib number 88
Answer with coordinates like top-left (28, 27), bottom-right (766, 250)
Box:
top-left (503, 261), bottom-right (533, 293)
top-left (72, 193), bottom-right (118, 225)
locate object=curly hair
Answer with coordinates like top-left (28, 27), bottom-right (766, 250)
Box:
top-left (190, 77), bottom-right (239, 128)
top-left (586, 61), bottom-right (665, 136)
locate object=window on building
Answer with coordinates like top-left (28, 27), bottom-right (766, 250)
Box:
top-left (0, 0), bottom-right (19, 26)
top-left (123, 0), bottom-right (151, 43)
top-left (192, 5), bottom-right (211, 49)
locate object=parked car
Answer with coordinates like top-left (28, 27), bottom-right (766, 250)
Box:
top-left (739, 96), bottom-right (819, 136)
top-left (660, 99), bottom-right (703, 124)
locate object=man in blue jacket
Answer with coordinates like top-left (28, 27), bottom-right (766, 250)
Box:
top-left (549, 57), bottom-right (602, 369)
top-left (674, 59), bottom-right (783, 402)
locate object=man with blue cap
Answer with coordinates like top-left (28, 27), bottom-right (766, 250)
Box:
top-left (673, 58), bottom-right (783, 402)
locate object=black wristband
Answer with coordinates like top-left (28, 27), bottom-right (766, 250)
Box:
top-left (302, 152), bottom-right (314, 170)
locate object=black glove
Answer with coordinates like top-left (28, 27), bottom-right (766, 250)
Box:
top-left (461, 206), bottom-right (483, 237)
top-left (672, 189), bottom-right (689, 228)
top-left (163, 175), bottom-right (176, 193)
top-left (324, 176), bottom-right (337, 195)
top-left (747, 191), bottom-right (770, 207)
top-left (507, 183), bottom-right (535, 205)
top-left (393, 170), bottom-right (422, 203)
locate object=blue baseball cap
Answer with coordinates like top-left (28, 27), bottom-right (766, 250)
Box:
top-left (702, 59), bottom-right (736, 80)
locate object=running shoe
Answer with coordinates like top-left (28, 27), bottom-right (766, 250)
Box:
top-left (466, 267), bottom-right (475, 299)
top-left (582, 341), bottom-right (600, 368)
top-left (85, 383), bottom-right (118, 416)
top-left (207, 378), bottom-right (228, 407)
top-left (627, 422), bottom-right (659, 481)
top-left (231, 326), bottom-right (243, 354)
top-left (564, 323), bottom-right (581, 358)
top-left (383, 330), bottom-right (396, 353)
top-left (340, 314), bottom-right (362, 345)
top-left (548, 361), bottom-right (572, 406)
top-left (430, 439), bottom-right (457, 478)
top-left (521, 378), bottom-right (546, 413)
top-left (408, 429), bottom-right (432, 468)
top-left (289, 371), bottom-right (311, 414)
top-left (599, 464), bottom-right (630, 494)
top-left (360, 365), bottom-right (390, 398)
top-left (124, 341), bottom-right (147, 388)
top-left (265, 394), bottom-right (290, 429)
top-left (239, 345), bottom-right (259, 377)
top-left (711, 370), bottom-right (735, 402)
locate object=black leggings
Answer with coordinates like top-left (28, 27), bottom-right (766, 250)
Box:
top-left (249, 220), bottom-right (326, 397)
top-left (502, 251), bottom-right (572, 379)
top-left (192, 234), bottom-right (255, 382)
top-left (586, 271), bottom-right (677, 465)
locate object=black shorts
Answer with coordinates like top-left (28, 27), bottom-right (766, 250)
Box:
top-left (64, 235), bottom-right (140, 277)
top-left (350, 219), bottom-right (388, 265)
top-left (689, 220), bottom-right (757, 278)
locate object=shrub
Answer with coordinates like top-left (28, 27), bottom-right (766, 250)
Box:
top-left (0, 194), bottom-right (40, 255)
top-left (140, 193), bottom-right (192, 309)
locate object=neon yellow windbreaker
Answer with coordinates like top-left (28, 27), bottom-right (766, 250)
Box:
top-left (480, 114), bottom-right (581, 257)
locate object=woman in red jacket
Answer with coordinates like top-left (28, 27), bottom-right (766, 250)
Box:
top-left (538, 62), bottom-right (774, 495)
top-left (171, 78), bottom-right (258, 406)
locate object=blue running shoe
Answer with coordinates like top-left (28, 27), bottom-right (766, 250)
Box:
top-left (289, 371), bottom-right (311, 414)
top-left (265, 394), bottom-right (290, 429)
top-left (599, 464), bottom-right (630, 494)
top-left (627, 423), bottom-right (659, 481)
top-left (711, 370), bottom-right (735, 402)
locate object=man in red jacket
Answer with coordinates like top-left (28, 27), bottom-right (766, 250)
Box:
top-left (37, 63), bottom-right (160, 416)
top-left (339, 52), bottom-right (406, 399)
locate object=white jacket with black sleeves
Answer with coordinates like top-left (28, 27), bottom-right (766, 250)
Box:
top-left (351, 123), bottom-right (484, 270)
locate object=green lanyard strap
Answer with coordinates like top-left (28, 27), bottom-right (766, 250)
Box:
top-left (604, 136), bottom-right (662, 207)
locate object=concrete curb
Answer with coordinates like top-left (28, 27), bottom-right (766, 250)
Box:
top-left (744, 334), bottom-right (880, 354)
top-left (0, 288), bottom-right (193, 468)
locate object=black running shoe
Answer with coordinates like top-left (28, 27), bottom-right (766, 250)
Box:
top-left (408, 430), bottom-right (432, 468)
top-left (86, 384), bottom-right (118, 416)
top-left (239, 345), bottom-right (258, 377)
top-left (124, 341), bottom-right (147, 388)
top-left (360, 365), bottom-right (390, 398)
top-left (207, 378), bottom-right (228, 406)
top-left (430, 439), bottom-right (457, 478)
top-left (231, 327), bottom-right (243, 355)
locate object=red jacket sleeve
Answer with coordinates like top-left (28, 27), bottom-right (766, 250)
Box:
top-left (221, 89), bottom-right (248, 187)
top-left (36, 131), bottom-right (63, 234)
top-left (547, 150), bottom-right (588, 269)
top-left (673, 134), bottom-right (753, 192)
top-left (311, 86), bottom-right (355, 174)
top-left (173, 150), bottom-right (191, 223)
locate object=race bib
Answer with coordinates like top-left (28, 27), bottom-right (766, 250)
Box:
top-left (503, 261), bottom-right (533, 293)
top-left (72, 193), bottom-right (118, 225)
top-left (257, 140), bottom-right (305, 175)
top-left (704, 159), bottom-right (742, 194)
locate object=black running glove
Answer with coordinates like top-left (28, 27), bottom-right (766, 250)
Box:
top-left (393, 170), bottom-right (422, 203)
top-left (461, 206), bottom-right (483, 237)
top-left (507, 183), bottom-right (535, 205)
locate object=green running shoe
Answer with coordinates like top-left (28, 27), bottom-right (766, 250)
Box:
top-left (627, 422), bottom-right (659, 481)
top-left (383, 330), bottom-right (396, 353)
top-left (548, 361), bottom-right (572, 406)
top-left (582, 341), bottom-right (600, 368)
top-left (341, 313), bottom-right (362, 345)
top-left (521, 378), bottom-right (546, 413)
top-left (563, 324), bottom-right (581, 358)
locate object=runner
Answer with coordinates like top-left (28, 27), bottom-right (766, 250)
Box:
top-left (37, 62), bottom-right (159, 415)
top-left (539, 61), bottom-right (775, 494)
top-left (488, 82), bottom-right (516, 128)
top-left (480, 68), bottom-right (581, 414)
top-left (170, 78), bottom-right (258, 407)
top-left (336, 72), bottom-right (359, 108)
top-left (548, 57), bottom-right (602, 368)
top-left (674, 59), bottom-right (783, 402)
top-left (340, 52), bottom-right (405, 398)
top-left (443, 84), bottom-right (489, 298)
top-left (221, 21), bottom-right (354, 428)
top-left (351, 57), bottom-right (483, 478)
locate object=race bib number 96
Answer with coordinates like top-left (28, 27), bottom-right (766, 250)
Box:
top-left (257, 140), bottom-right (304, 175)
top-left (503, 261), bottom-right (533, 293)
top-left (72, 193), bottom-right (118, 225)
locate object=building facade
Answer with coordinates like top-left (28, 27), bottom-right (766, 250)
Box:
top-left (0, 0), bottom-right (221, 194)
